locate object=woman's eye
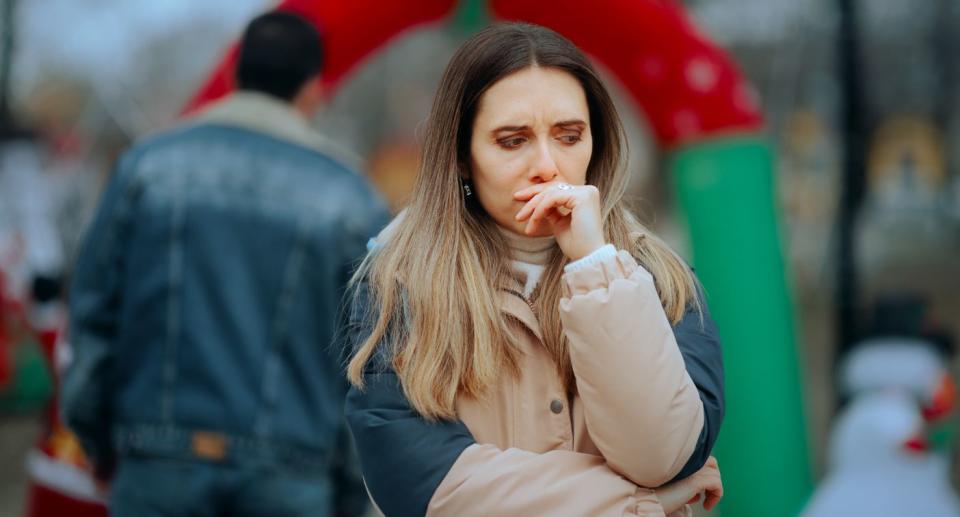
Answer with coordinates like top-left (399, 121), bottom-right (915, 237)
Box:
top-left (499, 137), bottom-right (526, 149)
top-left (559, 134), bottom-right (581, 144)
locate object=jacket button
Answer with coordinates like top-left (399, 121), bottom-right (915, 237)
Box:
top-left (550, 399), bottom-right (564, 414)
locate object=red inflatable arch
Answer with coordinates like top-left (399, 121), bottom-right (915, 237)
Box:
top-left (184, 0), bottom-right (762, 148)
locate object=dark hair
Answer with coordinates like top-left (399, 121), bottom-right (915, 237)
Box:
top-left (442, 23), bottom-right (623, 194)
top-left (235, 11), bottom-right (323, 101)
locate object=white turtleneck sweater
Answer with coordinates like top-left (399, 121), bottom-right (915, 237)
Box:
top-left (498, 227), bottom-right (555, 298)
top-left (498, 226), bottom-right (617, 298)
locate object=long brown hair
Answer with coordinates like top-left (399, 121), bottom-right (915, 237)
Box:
top-left (347, 22), bottom-right (699, 420)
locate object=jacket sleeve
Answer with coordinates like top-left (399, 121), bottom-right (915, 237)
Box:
top-left (669, 293), bottom-right (724, 482)
top-left (429, 443), bottom-right (674, 516)
top-left (559, 250), bottom-right (704, 487)
top-left (60, 149), bottom-right (142, 479)
top-left (346, 370), bottom-right (670, 517)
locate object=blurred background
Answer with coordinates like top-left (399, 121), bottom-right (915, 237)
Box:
top-left (1, 0), bottom-right (959, 516)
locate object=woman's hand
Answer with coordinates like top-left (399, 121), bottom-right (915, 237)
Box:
top-left (654, 457), bottom-right (723, 513)
top-left (513, 182), bottom-right (606, 261)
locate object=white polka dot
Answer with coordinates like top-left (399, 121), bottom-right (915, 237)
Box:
top-left (685, 57), bottom-right (719, 93)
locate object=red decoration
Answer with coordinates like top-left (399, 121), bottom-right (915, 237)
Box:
top-left (0, 272), bottom-right (15, 389)
top-left (185, 0), bottom-right (763, 147)
top-left (24, 324), bottom-right (108, 517)
top-left (25, 484), bottom-right (105, 517)
top-left (489, 0), bottom-right (763, 147)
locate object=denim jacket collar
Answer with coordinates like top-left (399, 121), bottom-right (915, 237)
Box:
top-left (189, 91), bottom-right (359, 168)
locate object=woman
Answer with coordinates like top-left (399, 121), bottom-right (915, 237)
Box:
top-left (344, 23), bottom-right (725, 516)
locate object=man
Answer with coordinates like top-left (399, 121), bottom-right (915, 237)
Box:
top-left (62, 12), bottom-right (386, 516)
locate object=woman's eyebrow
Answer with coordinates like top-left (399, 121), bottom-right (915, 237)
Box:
top-left (491, 119), bottom-right (587, 134)
top-left (554, 119), bottom-right (587, 128)
top-left (491, 125), bottom-right (529, 134)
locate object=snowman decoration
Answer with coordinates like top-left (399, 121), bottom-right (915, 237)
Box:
top-left (802, 336), bottom-right (959, 516)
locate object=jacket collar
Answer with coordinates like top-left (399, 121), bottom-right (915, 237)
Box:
top-left (500, 283), bottom-right (543, 342)
top-left (187, 91), bottom-right (359, 167)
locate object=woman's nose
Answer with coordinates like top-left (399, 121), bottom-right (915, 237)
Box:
top-left (529, 141), bottom-right (559, 184)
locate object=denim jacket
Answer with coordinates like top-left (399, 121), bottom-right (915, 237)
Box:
top-left (61, 93), bottom-right (388, 502)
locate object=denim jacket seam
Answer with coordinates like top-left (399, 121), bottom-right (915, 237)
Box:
top-left (254, 212), bottom-right (311, 436)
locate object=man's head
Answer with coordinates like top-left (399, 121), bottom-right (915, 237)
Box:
top-left (236, 11), bottom-right (324, 116)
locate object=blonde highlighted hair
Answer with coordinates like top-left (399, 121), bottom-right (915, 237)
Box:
top-left (347, 23), bottom-right (699, 420)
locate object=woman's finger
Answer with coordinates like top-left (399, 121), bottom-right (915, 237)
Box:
top-left (521, 193), bottom-right (551, 233)
top-left (515, 190), bottom-right (547, 221)
top-left (704, 488), bottom-right (722, 511)
top-left (526, 190), bottom-right (571, 234)
top-left (524, 191), bottom-right (551, 233)
top-left (702, 478), bottom-right (723, 511)
top-left (513, 183), bottom-right (551, 201)
top-left (545, 211), bottom-right (564, 228)
top-left (533, 187), bottom-right (580, 223)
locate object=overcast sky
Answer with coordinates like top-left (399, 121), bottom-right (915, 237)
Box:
top-left (16, 0), bottom-right (267, 82)
top-left (12, 0), bottom-right (270, 131)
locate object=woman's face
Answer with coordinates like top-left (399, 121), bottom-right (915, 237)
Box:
top-left (469, 66), bottom-right (593, 236)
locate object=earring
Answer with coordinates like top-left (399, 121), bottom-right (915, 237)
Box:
top-left (462, 181), bottom-right (473, 197)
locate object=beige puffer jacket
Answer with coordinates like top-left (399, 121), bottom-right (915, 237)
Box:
top-left (427, 250), bottom-right (705, 516)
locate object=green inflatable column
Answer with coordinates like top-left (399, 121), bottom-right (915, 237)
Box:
top-left (670, 136), bottom-right (812, 516)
